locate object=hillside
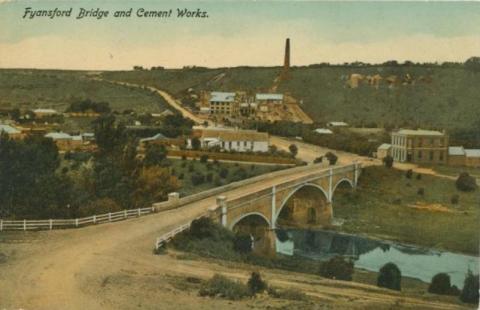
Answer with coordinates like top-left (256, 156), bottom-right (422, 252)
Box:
top-left (102, 65), bottom-right (480, 131)
top-left (0, 70), bottom-right (170, 113)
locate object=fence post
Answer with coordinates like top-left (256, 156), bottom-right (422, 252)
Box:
top-left (124, 209), bottom-right (127, 219)
top-left (137, 208), bottom-right (141, 217)
top-left (151, 206), bottom-right (155, 213)
top-left (75, 218), bottom-right (79, 227)
top-left (23, 219), bottom-right (26, 231)
top-left (0, 220), bottom-right (3, 231)
top-left (93, 215), bottom-right (96, 224)
top-left (49, 219), bottom-right (53, 230)
top-left (108, 213), bottom-right (112, 222)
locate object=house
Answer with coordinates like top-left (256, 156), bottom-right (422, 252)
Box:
top-left (190, 127), bottom-right (269, 153)
top-left (391, 129), bottom-right (448, 164)
top-left (465, 149), bottom-right (480, 168)
top-left (44, 132), bottom-right (83, 151)
top-left (327, 121), bottom-right (349, 127)
top-left (448, 146), bottom-right (466, 166)
top-left (0, 124), bottom-right (24, 140)
top-left (255, 93), bottom-right (284, 105)
top-left (139, 133), bottom-right (184, 150)
top-left (376, 143), bottom-right (392, 160)
top-left (314, 128), bottom-right (333, 135)
top-left (33, 108), bottom-right (59, 118)
top-left (208, 91), bottom-right (238, 116)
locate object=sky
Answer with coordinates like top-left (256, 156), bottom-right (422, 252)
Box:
top-left (0, 0), bottom-right (479, 70)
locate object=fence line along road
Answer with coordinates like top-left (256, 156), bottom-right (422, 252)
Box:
top-left (0, 207), bottom-right (155, 231)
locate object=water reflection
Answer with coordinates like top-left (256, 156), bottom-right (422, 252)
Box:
top-left (276, 229), bottom-right (479, 287)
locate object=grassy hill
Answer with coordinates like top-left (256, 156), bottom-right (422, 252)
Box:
top-left (102, 65), bottom-right (480, 131)
top-left (0, 69), bottom-right (170, 113)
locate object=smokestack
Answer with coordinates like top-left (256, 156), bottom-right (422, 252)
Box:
top-left (284, 38), bottom-right (290, 70)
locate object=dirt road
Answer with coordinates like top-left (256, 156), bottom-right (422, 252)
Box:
top-left (0, 164), bottom-right (467, 309)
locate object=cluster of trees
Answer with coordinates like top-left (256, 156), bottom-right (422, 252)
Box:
top-left (66, 99), bottom-right (111, 114)
top-left (0, 114), bottom-right (180, 220)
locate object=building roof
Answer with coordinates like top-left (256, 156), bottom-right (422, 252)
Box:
top-left (201, 129), bottom-right (268, 142)
top-left (45, 132), bottom-right (72, 140)
top-left (0, 124), bottom-right (21, 134)
top-left (82, 133), bottom-right (95, 137)
top-left (448, 146), bottom-right (465, 156)
top-left (327, 121), bottom-right (348, 127)
top-left (465, 149), bottom-right (480, 158)
top-left (314, 128), bottom-right (333, 134)
top-left (140, 133), bottom-right (168, 143)
top-left (33, 108), bottom-right (58, 114)
top-left (378, 143), bottom-right (392, 150)
top-left (255, 93), bottom-right (284, 101)
top-left (396, 129), bottom-right (444, 136)
top-left (210, 92), bottom-right (236, 103)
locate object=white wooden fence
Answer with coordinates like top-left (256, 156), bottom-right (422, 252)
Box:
top-left (0, 206), bottom-right (155, 231)
top-left (154, 215), bottom-right (205, 250)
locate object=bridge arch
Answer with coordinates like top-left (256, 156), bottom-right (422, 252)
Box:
top-left (275, 183), bottom-right (329, 224)
top-left (332, 178), bottom-right (354, 198)
top-left (229, 212), bottom-right (271, 231)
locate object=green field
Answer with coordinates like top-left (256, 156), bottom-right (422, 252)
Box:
top-left (0, 70), bottom-right (170, 113)
top-left (333, 166), bottom-right (479, 255)
top-left (101, 65), bottom-right (480, 131)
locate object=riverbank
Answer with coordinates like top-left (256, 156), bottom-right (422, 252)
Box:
top-left (333, 166), bottom-right (479, 255)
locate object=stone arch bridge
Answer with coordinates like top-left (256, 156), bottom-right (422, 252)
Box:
top-left (208, 163), bottom-right (361, 231)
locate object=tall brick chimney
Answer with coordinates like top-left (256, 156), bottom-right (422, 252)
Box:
top-left (283, 38), bottom-right (290, 71)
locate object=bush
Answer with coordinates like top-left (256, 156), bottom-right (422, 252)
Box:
top-left (181, 155), bottom-right (187, 160)
top-left (190, 172), bottom-right (205, 185)
top-left (213, 175), bottom-right (222, 186)
top-left (459, 271), bottom-right (479, 304)
top-left (451, 194), bottom-right (460, 204)
top-left (231, 167), bottom-right (248, 182)
top-left (313, 156), bottom-right (323, 164)
top-left (325, 152), bottom-right (338, 165)
top-left (77, 198), bottom-right (122, 217)
top-left (247, 272), bottom-right (267, 295)
top-left (267, 287), bottom-right (307, 301)
top-left (199, 274), bottom-right (251, 300)
top-left (206, 172), bottom-right (213, 183)
top-left (416, 174), bottom-right (422, 180)
top-left (289, 144), bottom-right (298, 158)
top-left (417, 188), bottom-right (425, 196)
top-left (456, 173), bottom-right (478, 192)
top-left (178, 173), bottom-right (184, 180)
top-left (189, 217), bottom-right (218, 239)
top-left (429, 273), bottom-right (454, 295)
top-left (233, 233), bottom-right (252, 254)
top-left (219, 167), bottom-right (229, 178)
top-left (377, 262), bottom-right (401, 291)
top-left (200, 154), bottom-right (209, 163)
top-left (405, 169), bottom-right (413, 179)
top-left (383, 155), bottom-right (393, 168)
top-left (319, 256), bottom-right (354, 281)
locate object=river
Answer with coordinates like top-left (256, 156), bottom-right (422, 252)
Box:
top-left (275, 229), bottom-right (479, 288)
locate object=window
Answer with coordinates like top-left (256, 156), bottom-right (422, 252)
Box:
top-left (429, 151), bottom-right (434, 161)
top-left (237, 141), bottom-right (240, 147)
top-left (244, 141), bottom-right (247, 147)
top-left (439, 151), bottom-right (444, 161)
top-left (418, 138), bottom-right (423, 147)
top-left (418, 151), bottom-right (422, 159)
top-left (229, 142), bottom-right (232, 148)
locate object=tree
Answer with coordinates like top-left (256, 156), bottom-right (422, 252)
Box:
top-left (456, 173), bottom-right (477, 192)
top-left (247, 272), bottom-right (267, 295)
top-left (132, 167), bottom-right (179, 208)
top-left (191, 137), bottom-right (201, 150)
top-left (465, 56), bottom-right (480, 73)
top-left (144, 144), bottom-right (167, 167)
top-left (319, 256), bottom-right (354, 281)
top-left (288, 144), bottom-right (298, 158)
top-left (383, 155), bottom-right (394, 168)
top-left (92, 114), bottom-right (127, 155)
top-left (377, 262), bottom-right (401, 291)
top-left (405, 169), bottom-right (413, 179)
top-left (325, 152), bottom-right (338, 165)
top-left (459, 271), bottom-right (479, 304)
top-left (200, 154), bottom-right (209, 163)
top-left (429, 273), bottom-right (456, 295)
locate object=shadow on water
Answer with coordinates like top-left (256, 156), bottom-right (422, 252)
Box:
top-left (275, 229), bottom-right (479, 287)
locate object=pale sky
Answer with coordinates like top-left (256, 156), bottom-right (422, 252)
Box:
top-left (0, 1), bottom-right (479, 70)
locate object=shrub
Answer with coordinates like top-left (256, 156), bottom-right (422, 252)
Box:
top-left (191, 137), bottom-right (201, 150)
top-left (190, 172), bottom-right (205, 185)
top-left (456, 173), bottom-right (478, 192)
top-left (181, 154), bottom-right (187, 160)
top-left (219, 167), bottom-right (229, 178)
top-left (429, 273), bottom-right (453, 295)
top-left (206, 172), bottom-right (213, 183)
top-left (213, 175), bottom-right (222, 186)
top-left (319, 256), bottom-right (354, 281)
top-left (199, 274), bottom-right (250, 300)
top-left (189, 217), bottom-right (218, 239)
top-left (205, 162), bottom-right (212, 170)
top-left (451, 194), bottom-right (460, 204)
top-left (267, 287), bottom-right (307, 301)
top-left (405, 169), bottom-right (413, 179)
top-left (289, 144), bottom-right (298, 158)
top-left (233, 233), bottom-right (252, 254)
top-left (377, 262), bottom-right (401, 291)
top-left (200, 154), bottom-right (209, 163)
top-left (178, 173), bottom-right (184, 180)
top-left (325, 152), bottom-right (338, 165)
top-left (313, 156), bottom-right (323, 163)
top-left (188, 163), bottom-right (195, 172)
top-left (247, 272), bottom-right (267, 295)
top-left (416, 174), bottom-right (422, 180)
top-left (459, 271), bottom-right (479, 304)
top-left (383, 155), bottom-right (393, 168)
top-left (181, 161), bottom-right (187, 168)
top-left (231, 167), bottom-right (248, 182)
top-left (417, 188), bottom-right (425, 196)
top-left (213, 159), bottom-right (219, 165)
top-left (77, 198), bottom-right (121, 217)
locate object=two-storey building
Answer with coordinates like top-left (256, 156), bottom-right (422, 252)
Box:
top-left (391, 129), bottom-right (448, 164)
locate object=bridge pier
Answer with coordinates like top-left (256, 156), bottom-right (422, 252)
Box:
top-left (271, 186), bottom-right (276, 229)
top-left (216, 195), bottom-right (228, 227)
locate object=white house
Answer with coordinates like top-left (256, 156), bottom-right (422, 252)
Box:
top-left (327, 121), bottom-right (349, 127)
top-left (314, 128), bottom-right (333, 135)
top-left (190, 127), bottom-right (269, 153)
